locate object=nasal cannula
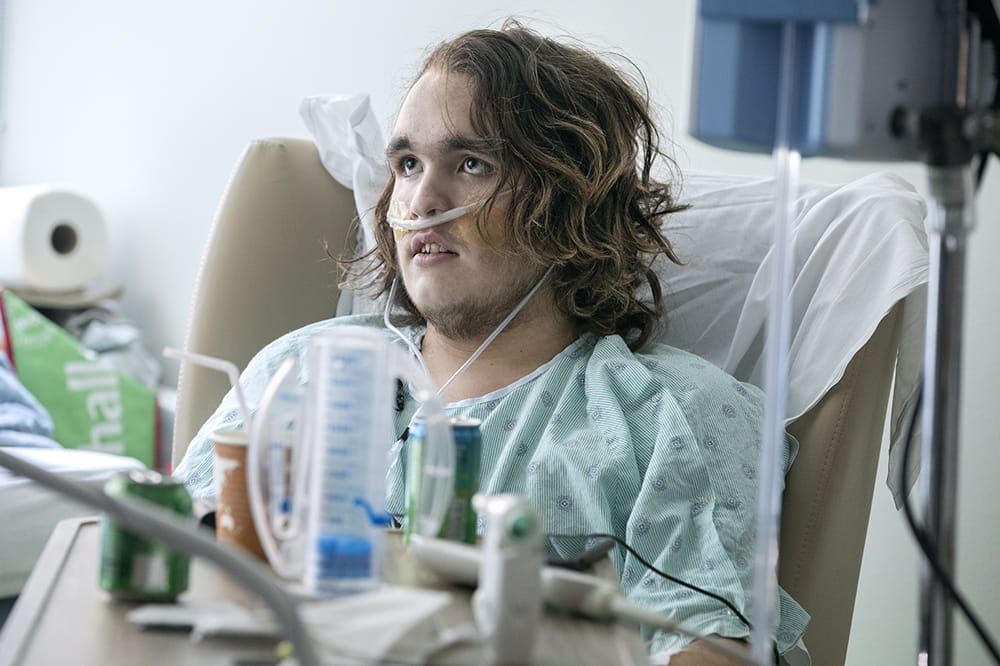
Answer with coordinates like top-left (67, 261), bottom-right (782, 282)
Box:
top-left (382, 191), bottom-right (555, 473)
top-left (386, 190), bottom-right (511, 233)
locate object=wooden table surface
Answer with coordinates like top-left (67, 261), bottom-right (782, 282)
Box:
top-left (0, 517), bottom-right (650, 665)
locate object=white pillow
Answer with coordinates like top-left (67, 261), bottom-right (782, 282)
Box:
top-left (301, 96), bottom-right (929, 505)
top-left (661, 170), bottom-right (927, 505)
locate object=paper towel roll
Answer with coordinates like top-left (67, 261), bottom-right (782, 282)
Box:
top-left (0, 185), bottom-right (109, 291)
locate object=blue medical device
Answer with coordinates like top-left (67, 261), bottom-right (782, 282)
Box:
top-left (691, 0), bottom-right (995, 161)
top-left (691, 1), bottom-right (1000, 664)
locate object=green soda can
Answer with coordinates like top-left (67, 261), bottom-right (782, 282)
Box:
top-left (405, 416), bottom-right (481, 544)
top-left (99, 469), bottom-right (193, 601)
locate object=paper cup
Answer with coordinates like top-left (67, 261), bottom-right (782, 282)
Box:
top-left (212, 430), bottom-right (266, 560)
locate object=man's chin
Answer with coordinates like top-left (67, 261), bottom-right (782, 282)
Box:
top-left (411, 268), bottom-right (546, 342)
top-left (420, 302), bottom-right (507, 342)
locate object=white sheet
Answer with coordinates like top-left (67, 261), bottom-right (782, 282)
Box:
top-left (659, 170), bottom-right (928, 505)
top-left (0, 447), bottom-right (144, 597)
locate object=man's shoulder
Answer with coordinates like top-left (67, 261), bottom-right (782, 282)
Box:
top-left (587, 334), bottom-right (733, 378)
top-left (302, 312), bottom-right (387, 333)
top-left (263, 313), bottom-right (387, 349)
top-left (583, 334), bottom-right (761, 403)
top-left (247, 313), bottom-right (394, 374)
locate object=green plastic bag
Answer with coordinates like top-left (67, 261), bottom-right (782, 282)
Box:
top-left (1, 289), bottom-right (157, 466)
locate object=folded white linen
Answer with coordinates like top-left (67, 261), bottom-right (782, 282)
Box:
top-left (0, 447), bottom-right (144, 597)
top-left (660, 170), bottom-right (927, 506)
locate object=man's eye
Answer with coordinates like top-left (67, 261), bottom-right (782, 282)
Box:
top-left (400, 157), bottom-right (421, 175)
top-left (463, 157), bottom-right (491, 175)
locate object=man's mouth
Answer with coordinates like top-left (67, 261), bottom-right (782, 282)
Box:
top-left (418, 242), bottom-right (450, 255)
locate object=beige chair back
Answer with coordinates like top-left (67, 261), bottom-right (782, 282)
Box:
top-left (172, 138), bottom-right (354, 461)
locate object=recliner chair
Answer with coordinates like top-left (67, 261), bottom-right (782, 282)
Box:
top-left (172, 136), bottom-right (926, 665)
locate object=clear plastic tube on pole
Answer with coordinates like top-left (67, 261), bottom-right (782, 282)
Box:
top-left (749, 20), bottom-right (801, 662)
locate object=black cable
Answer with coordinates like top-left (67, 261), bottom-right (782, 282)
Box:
top-left (899, 380), bottom-right (1000, 663)
top-left (573, 531), bottom-right (781, 665)
top-left (575, 531), bottom-right (753, 628)
top-left (974, 151), bottom-right (991, 189)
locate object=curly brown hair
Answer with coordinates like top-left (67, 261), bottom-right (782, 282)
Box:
top-left (343, 20), bottom-right (686, 350)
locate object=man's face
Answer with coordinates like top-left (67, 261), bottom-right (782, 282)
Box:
top-left (386, 68), bottom-right (544, 340)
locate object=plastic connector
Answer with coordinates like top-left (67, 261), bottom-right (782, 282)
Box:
top-left (407, 534), bottom-right (481, 585)
top-left (410, 534), bottom-right (625, 620)
top-left (540, 566), bottom-right (622, 620)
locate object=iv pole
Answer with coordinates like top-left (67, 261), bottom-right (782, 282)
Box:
top-left (913, 1), bottom-right (987, 662)
top-left (689, 1), bottom-right (1000, 661)
top-left (918, 144), bottom-right (972, 666)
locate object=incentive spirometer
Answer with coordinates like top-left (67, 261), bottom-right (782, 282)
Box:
top-left (690, 1), bottom-right (1000, 663)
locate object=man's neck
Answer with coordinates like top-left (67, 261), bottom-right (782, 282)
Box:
top-left (421, 308), bottom-right (577, 403)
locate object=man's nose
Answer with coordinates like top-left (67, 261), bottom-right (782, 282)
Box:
top-left (407, 170), bottom-right (454, 219)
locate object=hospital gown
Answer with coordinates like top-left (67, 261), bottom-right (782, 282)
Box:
top-left (175, 313), bottom-right (810, 657)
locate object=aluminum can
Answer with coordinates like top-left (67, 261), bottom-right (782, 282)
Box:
top-left (405, 416), bottom-right (481, 544)
top-left (99, 469), bottom-right (192, 601)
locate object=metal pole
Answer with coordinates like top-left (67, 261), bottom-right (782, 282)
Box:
top-left (915, 1), bottom-right (972, 659)
top-left (918, 165), bottom-right (974, 666)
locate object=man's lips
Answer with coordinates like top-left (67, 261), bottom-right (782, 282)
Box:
top-left (409, 231), bottom-right (456, 257)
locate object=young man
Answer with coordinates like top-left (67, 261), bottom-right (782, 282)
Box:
top-left (176, 22), bottom-right (809, 664)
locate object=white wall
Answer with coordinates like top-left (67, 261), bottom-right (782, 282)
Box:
top-left (1, 1), bottom-right (997, 663)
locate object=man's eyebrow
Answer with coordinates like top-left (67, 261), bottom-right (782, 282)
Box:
top-left (384, 134), bottom-right (494, 159)
top-left (385, 136), bottom-right (412, 159)
top-left (443, 135), bottom-right (493, 154)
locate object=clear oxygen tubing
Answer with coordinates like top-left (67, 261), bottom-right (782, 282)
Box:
top-left (382, 188), bottom-right (526, 397)
top-left (387, 200), bottom-right (482, 231)
top-left (383, 276), bottom-right (430, 380)
top-left (386, 190), bottom-right (511, 232)
top-left (383, 264), bottom-right (555, 453)
top-left (382, 264), bottom-right (553, 539)
top-left (435, 265), bottom-right (555, 398)
top-left (749, 20), bottom-right (801, 663)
